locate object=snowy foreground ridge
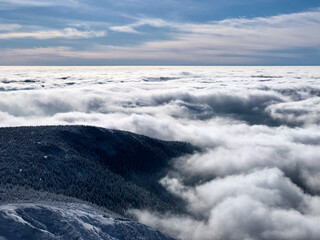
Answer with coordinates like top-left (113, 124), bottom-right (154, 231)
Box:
top-left (0, 202), bottom-right (173, 240)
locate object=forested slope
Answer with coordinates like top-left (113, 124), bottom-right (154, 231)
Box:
top-left (0, 125), bottom-right (196, 215)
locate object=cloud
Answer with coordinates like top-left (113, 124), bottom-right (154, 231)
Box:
top-left (266, 97), bottom-right (320, 125)
top-left (107, 9), bottom-right (320, 60)
top-left (130, 168), bottom-right (320, 240)
top-left (0, 23), bottom-right (21, 32)
top-left (110, 18), bottom-right (171, 33)
top-left (0, 27), bottom-right (106, 39)
top-left (110, 25), bottom-right (139, 33)
top-left (0, 0), bottom-right (80, 8)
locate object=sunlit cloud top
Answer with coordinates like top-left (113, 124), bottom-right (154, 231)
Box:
top-left (0, 0), bottom-right (319, 65)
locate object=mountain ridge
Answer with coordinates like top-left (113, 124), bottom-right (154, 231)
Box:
top-left (0, 125), bottom-right (198, 239)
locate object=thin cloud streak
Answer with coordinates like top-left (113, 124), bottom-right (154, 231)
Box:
top-left (110, 18), bottom-right (173, 33)
top-left (0, 23), bottom-right (21, 32)
top-left (0, 27), bottom-right (106, 40)
top-left (0, 0), bottom-right (80, 8)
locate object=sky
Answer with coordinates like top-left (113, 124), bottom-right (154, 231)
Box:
top-left (0, 0), bottom-right (319, 65)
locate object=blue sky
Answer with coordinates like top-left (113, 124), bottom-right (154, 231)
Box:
top-left (0, 0), bottom-right (319, 65)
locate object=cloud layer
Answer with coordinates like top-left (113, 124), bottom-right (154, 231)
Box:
top-left (1, 66), bottom-right (320, 239)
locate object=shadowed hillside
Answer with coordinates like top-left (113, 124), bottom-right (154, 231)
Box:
top-left (0, 125), bottom-right (196, 215)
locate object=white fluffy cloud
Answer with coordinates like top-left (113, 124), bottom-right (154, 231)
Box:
top-left (131, 168), bottom-right (320, 240)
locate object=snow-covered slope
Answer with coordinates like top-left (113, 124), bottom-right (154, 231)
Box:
top-left (0, 202), bottom-right (173, 240)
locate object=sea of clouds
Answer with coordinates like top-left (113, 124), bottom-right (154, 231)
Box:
top-left (1, 66), bottom-right (320, 240)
